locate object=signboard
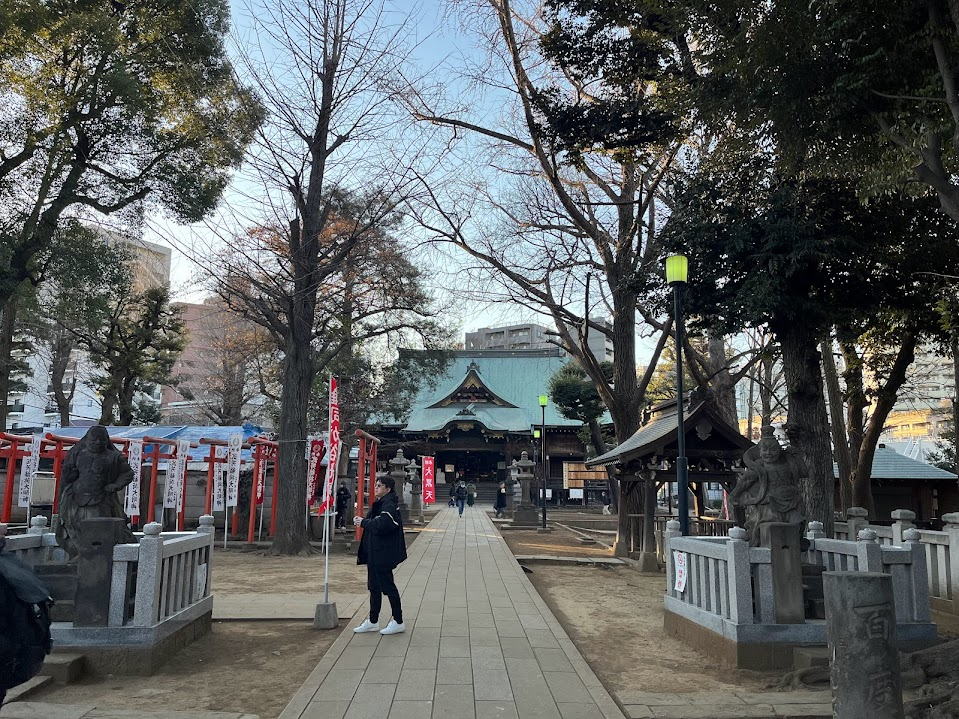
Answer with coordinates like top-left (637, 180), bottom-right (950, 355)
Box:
top-left (212, 445), bottom-right (226, 512)
top-left (255, 449), bottom-right (267, 506)
top-left (317, 377), bottom-right (340, 515)
top-left (226, 433), bottom-right (242, 508)
top-left (568, 488), bottom-right (583, 499)
top-left (17, 435), bottom-right (41, 508)
top-left (422, 457), bottom-right (435, 504)
top-left (124, 439), bottom-right (143, 516)
top-left (673, 551), bottom-right (688, 593)
top-left (306, 437), bottom-right (325, 506)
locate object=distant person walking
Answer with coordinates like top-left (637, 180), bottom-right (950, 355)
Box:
top-left (454, 480), bottom-right (468, 517)
top-left (448, 482), bottom-right (456, 507)
top-left (494, 481), bottom-right (507, 518)
top-left (335, 480), bottom-right (352, 530)
top-left (353, 476), bottom-right (407, 635)
top-left (466, 481), bottom-right (477, 507)
top-left (601, 491), bottom-right (612, 515)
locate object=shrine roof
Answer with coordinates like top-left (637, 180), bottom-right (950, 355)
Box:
top-left (835, 445), bottom-right (957, 481)
top-left (397, 349), bottom-right (597, 433)
top-left (586, 398), bottom-right (752, 467)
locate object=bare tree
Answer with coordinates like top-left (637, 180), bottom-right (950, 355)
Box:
top-left (196, 0), bottom-right (442, 554)
top-left (402, 0), bottom-right (683, 562)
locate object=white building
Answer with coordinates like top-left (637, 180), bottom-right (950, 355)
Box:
top-left (465, 317), bottom-right (614, 363)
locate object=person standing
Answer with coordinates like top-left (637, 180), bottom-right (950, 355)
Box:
top-left (454, 480), bottom-right (468, 517)
top-left (494, 481), bottom-right (507, 518)
top-left (466, 481), bottom-right (477, 508)
top-left (335, 480), bottom-right (352, 530)
top-left (353, 476), bottom-right (407, 635)
top-left (601, 490), bottom-right (612, 515)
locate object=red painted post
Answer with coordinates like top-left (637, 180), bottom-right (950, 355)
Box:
top-left (43, 434), bottom-right (78, 514)
top-left (353, 429), bottom-right (380, 542)
top-left (0, 433), bottom-right (31, 524)
top-left (265, 441), bottom-right (279, 536)
top-left (199, 439), bottom-right (227, 515)
top-left (142, 437), bottom-right (177, 524)
top-left (247, 443), bottom-right (265, 544)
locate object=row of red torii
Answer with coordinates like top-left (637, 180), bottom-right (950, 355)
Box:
top-left (0, 430), bottom-right (282, 544)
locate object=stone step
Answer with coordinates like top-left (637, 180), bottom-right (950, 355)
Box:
top-left (1, 676), bottom-right (53, 705)
top-left (49, 599), bottom-right (75, 623)
top-left (40, 653), bottom-right (85, 683)
top-left (793, 646), bottom-right (830, 669)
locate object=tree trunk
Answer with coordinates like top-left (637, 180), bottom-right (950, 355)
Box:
top-left (270, 337), bottom-right (316, 555)
top-left (851, 332), bottom-right (918, 517)
top-left (705, 333), bottom-right (739, 426)
top-left (821, 338), bottom-right (852, 513)
top-left (839, 337), bottom-right (868, 513)
top-left (118, 376), bottom-right (136, 426)
top-left (779, 328), bottom-right (834, 534)
top-left (0, 295), bottom-right (18, 431)
top-left (50, 329), bottom-right (77, 428)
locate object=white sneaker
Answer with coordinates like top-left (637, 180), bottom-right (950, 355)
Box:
top-left (379, 620), bottom-right (406, 635)
top-left (353, 618), bottom-right (380, 633)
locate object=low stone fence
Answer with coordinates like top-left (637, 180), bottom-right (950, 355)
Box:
top-left (833, 508), bottom-right (959, 616)
top-left (663, 521), bottom-right (936, 669)
top-left (4, 514), bottom-right (214, 628)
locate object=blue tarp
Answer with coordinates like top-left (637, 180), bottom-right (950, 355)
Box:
top-left (49, 423), bottom-right (268, 466)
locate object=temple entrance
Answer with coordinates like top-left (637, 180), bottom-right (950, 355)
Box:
top-left (435, 449), bottom-right (506, 485)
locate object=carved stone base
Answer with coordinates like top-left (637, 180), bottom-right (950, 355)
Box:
top-left (511, 506), bottom-right (539, 527)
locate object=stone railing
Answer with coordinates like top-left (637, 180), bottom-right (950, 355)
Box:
top-left (831, 508), bottom-right (959, 615)
top-left (4, 514), bottom-right (214, 628)
top-left (664, 521), bottom-right (935, 639)
top-left (626, 515), bottom-right (736, 565)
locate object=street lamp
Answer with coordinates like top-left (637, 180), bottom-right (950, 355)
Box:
top-left (666, 254), bottom-right (690, 535)
top-left (539, 394), bottom-right (548, 529)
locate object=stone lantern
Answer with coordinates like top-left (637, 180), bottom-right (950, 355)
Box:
top-left (390, 449), bottom-right (411, 524)
top-left (511, 452), bottom-right (538, 527)
top-left (407, 457), bottom-right (423, 525)
top-left (505, 459), bottom-right (518, 518)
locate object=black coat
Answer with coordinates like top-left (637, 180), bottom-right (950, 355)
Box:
top-left (357, 491), bottom-right (407, 569)
top-left (335, 485), bottom-right (351, 510)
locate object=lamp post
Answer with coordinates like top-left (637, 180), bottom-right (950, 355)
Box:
top-left (666, 254), bottom-right (690, 534)
top-left (539, 394), bottom-right (548, 529)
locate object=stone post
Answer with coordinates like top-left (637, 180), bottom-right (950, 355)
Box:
top-left (845, 506), bottom-right (869, 540)
top-left (28, 515), bottom-right (48, 535)
top-left (824, 572), bottom-right (904, 719)
top-left (132, 523), bottom-right (164, 627)
top-left (943, 513), bottom-right (959, 616)
top-left (903, 528), bottom-right (932, 623)
top-left (74, 517), bottom-right (126, 627)
top-left (805, 520), bottom-right (825, 560)
top-left (768, 523), bottom-right (805, 624)
top-left (511, 452), bottom-right (538, 527)
top-left (726, 527), bottom-right (753, 624)
top-left (390, 449), bottom-right (410, 524)
top-left (891, 509), bottom-right (916, 546)
top-left (407, 458), bottom-right (423, 525)
top-left (664, 520), bottom-right (682, 595)
top-left (857, 528), bottom-right (883, 572)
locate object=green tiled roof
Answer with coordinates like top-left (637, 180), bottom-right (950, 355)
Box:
top-left (400, 349), bottom-right (588, 433)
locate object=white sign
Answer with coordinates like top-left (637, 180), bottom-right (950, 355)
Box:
top-left (568, 488), bottom-right (584, 499)
top-left (124, 439), bottom-right (143, 516)
top-left (175, 439), bottom-right (190, 512)
top-left (226, 433), bottom-right (242, 508)
top-left (17, 435), bottom-right (42, 508)
top-left (673, 551), bottom-right (688, 593)
top-left (212, 445), bottom-right (226, 512)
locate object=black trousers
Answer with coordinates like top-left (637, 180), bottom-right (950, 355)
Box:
top-left (367, 564), bottom-right (402, 624)
top-left (335, 507), bottom-right (346, 528)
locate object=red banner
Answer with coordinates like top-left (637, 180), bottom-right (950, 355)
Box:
top-left (317, 377), bottom-right (340, 514)
top-left (255, 450), bottom-right (267, 506)
top-left (422, 456), bottom-right (435, 504)
top-left (306, 437), bottom-right (325, 506)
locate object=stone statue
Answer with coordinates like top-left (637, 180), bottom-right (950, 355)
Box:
top-left (729, 426), bottom-right (806, 547)
top-left (55, 426), bottom-right (136, 559)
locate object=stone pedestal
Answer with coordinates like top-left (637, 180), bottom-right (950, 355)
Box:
top-left (824, 571), bottom-right (904, 719)
top-left (74, 517), bottom-right (127, 628)
top-left (390, 450), bottom-right (410, 525)
top-left (511, 453), bottom-right (538, 527)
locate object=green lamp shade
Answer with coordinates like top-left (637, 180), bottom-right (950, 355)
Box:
top-left (533, 429), bottom-right (541, 439)
top-left (665, 254), bottom-right (688, 284)
top-left (538, 394), bottom-right (548, 407)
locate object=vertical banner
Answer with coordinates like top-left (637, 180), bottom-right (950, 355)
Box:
top-left (176, 439), bottom-right (191, 512)
top-left (226, 433), bottom-right (242, 508)
top-left (212, 445), bottom-right (226, 512)
top-left (255, 447), bottom-right (267, 506)
top-left (125, 439), bottom-right (143, 516)
top-left (17, 435), bottom-right (42, 508)
top-left (317, 377), bottom-right (340, 515)
top-left (306, 437), bottom-right (325, 506)
top-left (422, 456), bottom-right (435, 505)
top-left (163, 452), bottom-right (179, 509)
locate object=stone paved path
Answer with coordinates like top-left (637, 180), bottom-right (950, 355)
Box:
top-left (0, 704), bottom-right (259, 719)
top-left (279, 507), bottom-right (626, 719)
